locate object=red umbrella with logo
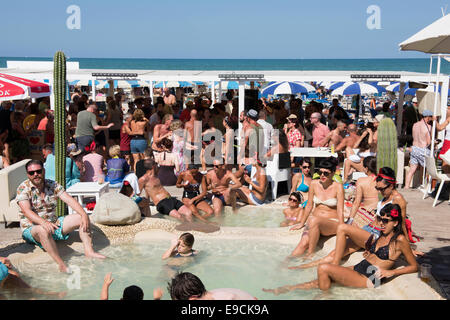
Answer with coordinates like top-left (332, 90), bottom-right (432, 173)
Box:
top-left (0, 73), bottom-right (50, 102)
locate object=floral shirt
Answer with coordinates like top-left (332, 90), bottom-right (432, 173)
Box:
top-left (15, 179), bottom-right (65, 231)
top-left (287, 128), bottom-right (303, 151)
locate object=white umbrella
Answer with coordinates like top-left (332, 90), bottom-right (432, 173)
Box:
top-left (399, 14), bottom-right (450, 53)
top-left (399, 13), bottom-right (450, 179)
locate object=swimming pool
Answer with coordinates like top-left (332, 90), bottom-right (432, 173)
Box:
top-left (8, 237), bottom-right (395, 300)
top-left (162, 206), bottom-right (286, 228)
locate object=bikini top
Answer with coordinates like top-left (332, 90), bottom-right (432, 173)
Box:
top-left (296, 174), bottom-right (309, 193)
top-left (313, 196), bottom-right (337, 207)
top-left (376, 198), bottom-right (393, 216)
top-left (174, 249), bottom-right (195, 258)
top-left (365, 234), bottom-right (395, 261)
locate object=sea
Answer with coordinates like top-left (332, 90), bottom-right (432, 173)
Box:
top-left (1, 57), bottom-right (449, 74)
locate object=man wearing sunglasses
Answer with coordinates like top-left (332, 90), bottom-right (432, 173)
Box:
top-left (15, 160), bottom-right (106, 273)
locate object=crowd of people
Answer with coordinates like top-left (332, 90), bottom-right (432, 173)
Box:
top-left (1, 83), bottom-right (450, 299)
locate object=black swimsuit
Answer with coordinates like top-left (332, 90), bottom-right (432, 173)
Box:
top-left (182, 183), bottom-right (204, 205)
top-left (353, 234), bottom-right (396, 286)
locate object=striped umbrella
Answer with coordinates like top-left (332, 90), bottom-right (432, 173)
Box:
top-left (331, 82), bottom-right (386, 95)
top-left (385, 82), bottom-right (418, 95)
top-left (325, 82), bottom-right (346, 90)
top-left (260, 81), bottom-right (315, 96)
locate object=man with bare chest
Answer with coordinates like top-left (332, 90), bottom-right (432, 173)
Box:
top-left (335, 124), bottom-right (359, 152)
top-left (404, 110), bottom-right (433, 189)
top-left (320, 121), bottom-right (346, 147)
top-left (139, 159), bottom-right (193, 221)
top-left (205, 159), bottom-right (242, 216)
top-left (163, 88), bottom-right (177, 107)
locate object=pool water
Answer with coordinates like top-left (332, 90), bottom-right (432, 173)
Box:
top-left (10, 238), bottom-right (390, 300)
top-left (163, 207), bottom-right (286, 228)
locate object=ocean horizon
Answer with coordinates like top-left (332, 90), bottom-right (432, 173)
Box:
top-left (1, 57), bottom-right (449, 74)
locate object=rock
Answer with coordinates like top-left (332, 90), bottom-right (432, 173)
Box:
top-left (175, 221), bottom-right (220, 233)
top-left (92, 192), bottom-right (141, 226)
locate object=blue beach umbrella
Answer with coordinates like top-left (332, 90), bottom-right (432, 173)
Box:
top-left (331, 82), bottom-right (386, 96)
top-left (260, 81), bottom-right (315, 96)
top-left (385, 82), bottom-right (441, 96)
top-left (325, 82), bottom-right (346, 90)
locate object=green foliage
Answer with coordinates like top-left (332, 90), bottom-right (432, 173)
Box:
top-left (376, 118), bottom-right (398, 175)
top-left (54, 51), bottom-right (67, 217)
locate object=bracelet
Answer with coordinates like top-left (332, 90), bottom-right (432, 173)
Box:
top-left (346, 218), bottom-right (354, 224)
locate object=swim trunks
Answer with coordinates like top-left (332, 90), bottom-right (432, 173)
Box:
top-left (156, 197), bottom-right (184, 215)
top-left (0, 262), bottom-right (8, 281)
top-left (22, 216), bottom-right (69, 250)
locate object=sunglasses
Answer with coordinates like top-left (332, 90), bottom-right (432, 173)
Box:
top-left (302, 166), bottom-right (310, 169)
top-left (376, 215), bottom-right (393, 224)
top-left (317, 170), bottom-right (330, 177)
top-left (27, 169), bottom-right (43, 176)
top-left (289, 197), bottom-right (299, 202)
top-left (375, 185), bottom-right (390, 191)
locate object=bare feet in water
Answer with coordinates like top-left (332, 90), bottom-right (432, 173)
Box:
top-left (262, 286), bottom-right (291, 295)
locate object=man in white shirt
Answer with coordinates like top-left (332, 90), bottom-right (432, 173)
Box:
top-left (257, 110), bottom-right (273, 156)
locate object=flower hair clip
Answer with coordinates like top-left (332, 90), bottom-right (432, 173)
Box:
top-left (390, 209), bottom-right (399, 218)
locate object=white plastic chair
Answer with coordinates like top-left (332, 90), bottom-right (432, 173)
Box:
top-left (265, 153), bottom-right (291, 201)
top-left (423, 156), bottom-right (450, 207)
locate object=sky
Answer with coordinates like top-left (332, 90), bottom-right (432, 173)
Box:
top-left (1, 0), bottom-right (449, 59)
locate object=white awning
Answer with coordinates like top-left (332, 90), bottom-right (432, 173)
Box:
top-left (399, 14), bottom-right (450, 53)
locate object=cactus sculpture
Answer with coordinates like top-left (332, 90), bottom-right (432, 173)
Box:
top-left (376, 117), bottom-right (398, 175)
top-left (54, 51), bottom-right (67, 217)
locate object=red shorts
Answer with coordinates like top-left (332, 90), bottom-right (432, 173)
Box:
top-left (438, 139), bottom-right (450, 160)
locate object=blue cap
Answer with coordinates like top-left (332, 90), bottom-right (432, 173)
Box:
top-left (0, 262), bottom-right (9, 282)
top-left (422, 110), bottom-right (433, 117)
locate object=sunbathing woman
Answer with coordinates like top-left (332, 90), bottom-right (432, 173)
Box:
top-left (289, 157), bottom-right (344, 259)
top-left (290, 158), bottom-right (312, 209)
top-left (281, 192), bottom-right (303, 227)
top-left (263, 203), bottom-right (417, 294)
top-left (290, 166), bottom-right (409, 269)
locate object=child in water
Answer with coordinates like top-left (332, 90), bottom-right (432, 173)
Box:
top-left (100, 272), bottom-right (162, 300)
top-left (0, 256), bottom-right (66, 299)
top-left (280, 192), bottom-right (303, 227)
top-left (162, 233), bottom-right (198, 260)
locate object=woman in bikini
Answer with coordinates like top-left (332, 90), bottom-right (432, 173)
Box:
top-left (176, 164), bottom-right (214, 222)
top-left (291, 158), bottom-right (312, 209)
top-left (281, 192), bottom-right (304, 227)
top-left (290, 166), bottom-right (414, 270)
top-left (264, 203), bottom-right (418, 294)
top-left (288, 157), bottom-right (344, 259)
